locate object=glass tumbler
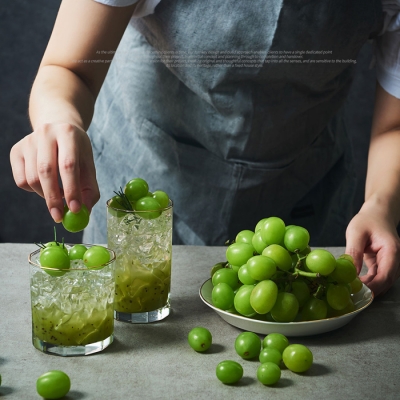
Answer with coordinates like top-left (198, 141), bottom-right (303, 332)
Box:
top-left (29, 245), bottom-right (115, 356)
top-left (107, 199), bottom-right (173, 323)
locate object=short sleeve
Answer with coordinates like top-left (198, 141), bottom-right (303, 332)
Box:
top-left (375, 1), bottom-right (400, 99)
top-left (94, 0), bottom-right (161, 18)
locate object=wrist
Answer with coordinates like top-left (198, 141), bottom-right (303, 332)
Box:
top-left (361, 192), bottom-right (400, 226)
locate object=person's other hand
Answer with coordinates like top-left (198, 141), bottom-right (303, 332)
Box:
top-left (345, 206), bottom-right (400, 296)
top-left (10, 122), bottom-right (100, 222)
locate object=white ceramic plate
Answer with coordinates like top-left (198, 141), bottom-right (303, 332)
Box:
top-left (199, 279), bottom-right (373, 337)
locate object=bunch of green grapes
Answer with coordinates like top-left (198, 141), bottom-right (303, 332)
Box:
top-left (108, 177), bottom-right (170, 219)
top-left (211, 216), bottom-right (363, 322)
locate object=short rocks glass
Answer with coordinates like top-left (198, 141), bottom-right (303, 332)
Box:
top-left (29, 245), bottom-right (115, 356)
top-left (107, 199), bottom-right (173, 323)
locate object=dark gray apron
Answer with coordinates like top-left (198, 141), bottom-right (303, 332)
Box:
top-left (84, 0), bottom-right (382, 246)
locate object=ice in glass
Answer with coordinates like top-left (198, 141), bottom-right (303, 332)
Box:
top-left (29, 245), bottom-right (115, 356)
top-left (107, 199), bottom-right (173, 323)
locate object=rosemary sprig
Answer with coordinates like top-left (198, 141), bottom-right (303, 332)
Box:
top-left (113, 187), bottom-right (133, 211)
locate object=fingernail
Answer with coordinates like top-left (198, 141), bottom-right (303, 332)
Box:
top-left (50, 208), bottom-right (63, 223)
top-left (69, 200), bottom-right (81, 213)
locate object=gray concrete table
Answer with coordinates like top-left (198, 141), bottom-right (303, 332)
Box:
top-left (0, 244), bottom-right (399, 399)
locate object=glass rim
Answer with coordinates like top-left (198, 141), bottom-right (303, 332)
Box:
top-left (28, 243), bottom-right (116, 271)
top-left (106, 198), bottom-right (173, 213)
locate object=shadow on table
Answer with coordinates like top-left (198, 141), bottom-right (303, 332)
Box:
top-left (64, 390), bottom-right (87, 399)
top-left (0, 386), bottom-right (14, 396)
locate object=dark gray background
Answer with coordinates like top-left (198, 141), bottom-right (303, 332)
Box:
top-left (0, 0), bottom-right (375, 244)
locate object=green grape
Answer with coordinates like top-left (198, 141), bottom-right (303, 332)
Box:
top-left (68, 244), bottom-right (87, 261)
top-left (152, 190), bottom-right (170, 208)
top-left (238, 264), bottom-right (258, 285)
top-left (301, 297), bottom-right (328, 321)
top-left (270, 292), bottom-right (299, 322)
top-left (36, 370), bottom-right (71, 400)
top-left (262, 244), bottom-right (292, 271)
top-left (257, 362), bottom-right (281, 385)
top-left (234, 285), bottom-right (257, 317)
top-left (305, 249), bottom-right (336, 276)
top-left (216, 361), bottom-right (243, 384)
top-left (226, 242), bottom-right (254, 267)
top-left (251, 231), bottom-right (268, 254)
top-left (263, 333), bottom-right (289, 354)
top-left (235, 230), bottom-right (255, 245)
top-left (210, 262), bottom-right (226, 278)
top-left (259, 347), bottom-right (282, 365)
top-left (338, 253), bottom-right (354, 263)
top-left (327, 299), bottom-right (356, 317)
top-left (187, 327), bottom-right (212, 352)
top-left (108, 195), bottom-right (128, 217)
top-left (290, 280), bottom-right (310, 307)
top-left (247, 255), bottom-right (276, 281)
top-left (350, 276), bottom-right (363, 294)
top-left (235, 331), bottom-right (261, 359)
top-left (255, 218), bottom-right (269, 232)
top-left (39, 247), bottom-right (70, 277)
top-left (212, 268), bottom-right (240, 290)
top-left (260, 217), bottom-right (286, 246)
top-left (329, 258), bottom-right (357, 284)
top-left (282, 344), bottom-right (313, 373)
top-left (229, 264), bottom-right (241, 273)
top-left (212, 283), bottom-right (235, 310)
top-left (326, 283), bottom-right (351, 310)
top-left (43, 241), bottom-right (68, 256)
top-left (62, 204), bottom-right (90, 233)
top-left (124, 178), bottom-right (149, 202)
top-left (83, 246), bottom-right (111, 269)
top-left (283, 226), bottom-right (310, 252)
top-left (135, 197), bottom-right (162, 219)
top-left (249, 280), bottom-right (278, 314)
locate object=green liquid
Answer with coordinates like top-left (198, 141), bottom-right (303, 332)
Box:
top-left (114, 259), bottom-right (171, 313)
top-left (32, 304), bottom-right (114, 346)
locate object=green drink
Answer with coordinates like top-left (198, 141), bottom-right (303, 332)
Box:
top-left (29, 245), bottom-right (115, 356)
top-left (107, 199), bottom-right (173, 323)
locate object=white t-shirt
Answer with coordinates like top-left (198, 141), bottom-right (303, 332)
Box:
top-left (95, 0), bottom-right (400, 99)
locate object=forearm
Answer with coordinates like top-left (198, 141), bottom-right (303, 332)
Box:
top-left (362, 83), bottom-right (400, 225)
top-left (364, 130), bottom-right (400, 224)
top-left (29, 65), bottom-right (95, 132)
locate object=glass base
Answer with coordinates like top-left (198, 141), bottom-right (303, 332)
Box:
top-left (114, 305), bottom-right (170, 323)
top-left (32, 334), bottom-right (113, 356)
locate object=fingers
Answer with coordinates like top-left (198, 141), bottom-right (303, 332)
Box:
top-left (362, 244), bottom-right (400, 296)
top-left (10, 122), bottom-right (100, 223)
top-left (345, 224), bottom-right (370, 274)
top-left (56, 124), bottom-right (82, 213)
top-left (37, 127), bottom-right (64, 221)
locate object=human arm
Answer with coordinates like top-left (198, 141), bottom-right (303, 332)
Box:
top-left (345, 83), bottom-right (400, 296)
top-left (10, 0), bottom-right (137, 221)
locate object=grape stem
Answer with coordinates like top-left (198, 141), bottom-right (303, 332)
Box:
top-left (293, 267), bottom-right (320, 279)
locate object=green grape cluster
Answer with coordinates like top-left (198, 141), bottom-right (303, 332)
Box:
top-left (109, 177), bottom-right (170, 219)
top-left (211, 216), bottom-right (363, 322)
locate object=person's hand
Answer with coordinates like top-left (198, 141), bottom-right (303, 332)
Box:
top-left (10, 122), bottom-right (100, 222)
top-left (345, 205), bottom-right (400, 296)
